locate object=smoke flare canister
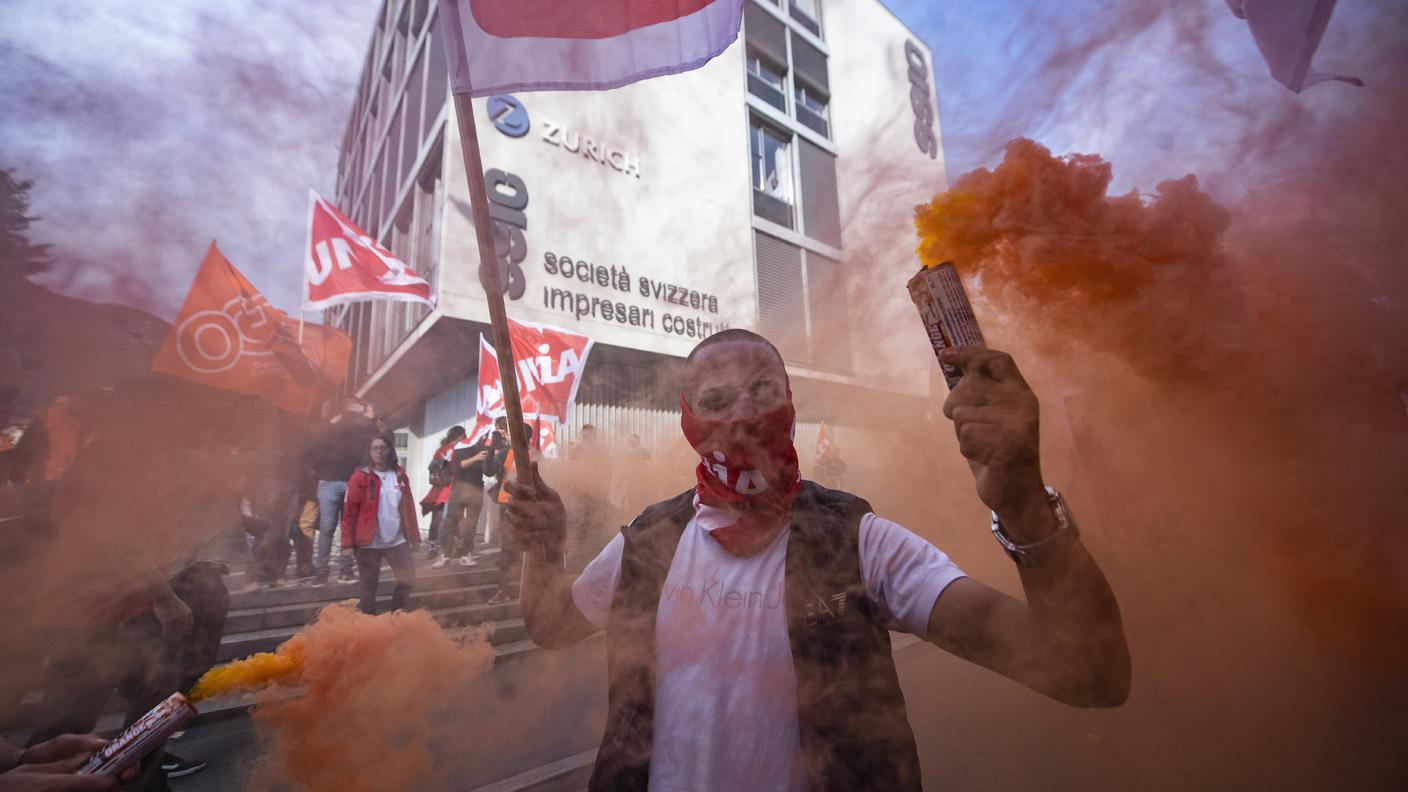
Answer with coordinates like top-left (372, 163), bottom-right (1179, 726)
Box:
top-left (78, 692), bottom-right (196, 777)
top-left (907, 262), bottom-right (986, 389)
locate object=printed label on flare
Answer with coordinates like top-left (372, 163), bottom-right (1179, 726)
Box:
top-left (907, 262), bottom-right (985, 389)
top-left (78, 692), bottom-right (196, 776)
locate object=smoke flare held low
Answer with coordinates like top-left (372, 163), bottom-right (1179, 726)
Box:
top-left (192, 604), bottom-right (494, 791)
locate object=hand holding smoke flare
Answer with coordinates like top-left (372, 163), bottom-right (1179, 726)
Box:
top-left (908, 261), bottom-right (1047, 517)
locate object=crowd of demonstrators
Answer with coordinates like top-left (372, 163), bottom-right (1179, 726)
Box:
top-left (434, 420), bottom-right (505, 569)
top-left (506, 329), bottom-right (1131, 791)
top-left (341, 433), bottom-right (420, 614)
top-left (309, 398), bottom-right (383, 586)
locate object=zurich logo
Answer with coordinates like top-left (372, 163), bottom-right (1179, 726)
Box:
top-left (486, 95), bottom-right (530, 138)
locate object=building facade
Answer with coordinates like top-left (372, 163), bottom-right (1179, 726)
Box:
top-left (329, 0), bottom-right (948, 495)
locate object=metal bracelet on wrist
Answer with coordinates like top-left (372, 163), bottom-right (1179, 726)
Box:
top-left (990, 486), bottom-right (1080, 566)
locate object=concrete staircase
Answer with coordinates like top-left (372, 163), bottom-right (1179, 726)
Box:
top-left (219, 548), bottom-right (534, 663)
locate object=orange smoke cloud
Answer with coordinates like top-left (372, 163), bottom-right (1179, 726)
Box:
top-left (911, 137), bottom-right (1408, 674)
top-left (198, 603), bottom-right (493, 791)
top-left (913, 137), bottom-right (1246, 383)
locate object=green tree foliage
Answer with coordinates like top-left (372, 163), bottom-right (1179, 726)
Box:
top-left (0, 167), bottom-right (52, 280)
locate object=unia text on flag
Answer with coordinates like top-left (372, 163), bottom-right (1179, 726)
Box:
top-left (303, 189), bottom-right (434, 310)
top-left (436, 0), bottom-right (746, 96)
top-left (152, 242), bottom-right (352, 414)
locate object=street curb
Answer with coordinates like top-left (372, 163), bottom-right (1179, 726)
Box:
top-left (467, 748), bottom-right (597, 792)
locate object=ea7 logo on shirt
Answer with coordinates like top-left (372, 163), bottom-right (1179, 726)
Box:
top-left (803, 591), bottom-right (851, 630)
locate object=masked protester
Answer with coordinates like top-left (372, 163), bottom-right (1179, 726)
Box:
top-left (506, 329), bottom-right (1131, 791)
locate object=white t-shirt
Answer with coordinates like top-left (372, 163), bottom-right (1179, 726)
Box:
top-left (572, 510), bottom-right (966, 792)
top-left (370, 469), bottom-right (406, 549)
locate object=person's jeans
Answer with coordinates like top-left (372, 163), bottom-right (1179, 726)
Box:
top-left (314, 479), bottom-right (352, 577)
top-left (440, 482), bottom-right (483, 560)
top-left (354, 543), bottom-right (416, 614)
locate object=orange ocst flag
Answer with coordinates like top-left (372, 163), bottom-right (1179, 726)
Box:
top-left (151, 242), bottom-right (352, 414)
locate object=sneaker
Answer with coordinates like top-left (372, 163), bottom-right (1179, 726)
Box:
top-left (487, 589), bottom-right (511, 606)
top-left (337, 572), bottom-right (357, 583)
top-left (311, 574), bottom-right (328, 587)
top-left (296, 563), bottom-right (314, 578)
top-left (457, 555), bottom-right (477, 567)
top-left (431, 555), bottom-right (450, 568)
top-left (161, 753), bottom-right (207, 778)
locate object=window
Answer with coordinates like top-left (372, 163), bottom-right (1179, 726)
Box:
top-left (413, 140), bottom-right (443, 304)
top-left (794, 84), bottom-right (828, 137)
top-left (402, 51), bottom-right (424, 170)
top-left (389, 103), bottom-right (405, 192)
top-left (805, 252), bottom-right (851, 368)
top-left (753, 232), bottom-right (853, 370)
top-left (424, 18), bottom-right (449, 133)
top-left (798, 139), bottom-right (840, 246)
top-left (790, 0), bottom-right (820, 36)
top-left (790, 33), bottom-right (830, 137)
top-left (749, 117), bottom-right (793, 228)
top-left (746, 49), bottom-right (787, 112)
top-left (754, 231), bottom-right (808, 362)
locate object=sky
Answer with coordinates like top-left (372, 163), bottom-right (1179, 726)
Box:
top-left (0, 0), bottom-right (1391, 319)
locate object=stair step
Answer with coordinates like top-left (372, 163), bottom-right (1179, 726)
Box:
top-left (227, 562), bottom-right (502, 609)
top-left (224, 582), bottom-right (517, 633)
top-left (217, 606), bottom-right (525, 662)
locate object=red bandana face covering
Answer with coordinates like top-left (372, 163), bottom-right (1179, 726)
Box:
top-left (680, 393), bottom-right (802, 557)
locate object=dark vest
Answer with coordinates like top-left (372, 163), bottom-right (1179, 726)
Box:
top-left (590, 481), bottom-right (923, 792)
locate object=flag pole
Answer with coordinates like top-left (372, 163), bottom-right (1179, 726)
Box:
top-left (450, 92), bottom-right (533, 485)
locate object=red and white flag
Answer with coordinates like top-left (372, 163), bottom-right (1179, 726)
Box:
top-left (475, 335), bottom-right (507, 418)
top-left (533, 418), bottom-right (560, 459)
top-left (815, 421), bottom-right (830, 465)
top-left (473, 318), bottom-right (594, 423)
top-left (436, 0), bottom-right (745, 96)
top-left (504, 317), bottom-right (594, 423)
top-left (303, 189), bottom-right (434, 310)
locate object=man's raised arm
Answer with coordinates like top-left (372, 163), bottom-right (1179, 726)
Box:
top-left (503, 463), bottom-right (599, 649)
top-left (926, 346), bottom-right (1131, 708)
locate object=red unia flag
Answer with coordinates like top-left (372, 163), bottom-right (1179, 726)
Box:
top-left (815, 420), bottom-right (831, 465)
top-left (437, 0), bottom-right (745, 96)
top-left (505, 317), bottom-right (594, 423)
top-left (474, 318), bottom-right (594, 423)
top-left (303, 189), bottom-right (434, 310)
top-left (153, 243), bottom-right (352, 414)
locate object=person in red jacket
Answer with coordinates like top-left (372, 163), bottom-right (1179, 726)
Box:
top-left (340, 433), bottom-right (420, 614)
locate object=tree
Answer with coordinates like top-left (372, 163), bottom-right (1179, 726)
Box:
top-left (0, 167), bottom-right (52, 280)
